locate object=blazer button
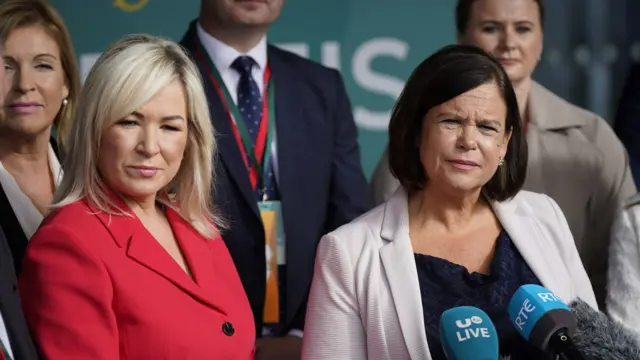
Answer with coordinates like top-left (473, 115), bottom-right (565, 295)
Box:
top-left (222, 322), bottom-right (235, 336)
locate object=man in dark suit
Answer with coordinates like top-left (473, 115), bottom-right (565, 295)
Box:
top-left (0, 46), bottom-right (39, 360)
top-left (614, 63), bottom-right (640, 186)
top-left (179, 1), bottom-right (373, 359)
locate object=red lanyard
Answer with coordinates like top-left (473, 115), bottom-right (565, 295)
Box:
top-left (193, 35), bottom-right (276, 197)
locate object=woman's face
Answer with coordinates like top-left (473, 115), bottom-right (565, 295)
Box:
top-left (98, 80), bottom-right (189, 204)
top-left (419, 82), bottom-right (511, 196)
top-left (459, 0), bottom-right (543, 85)
top-left (0, 25), bottom-right (68, 137)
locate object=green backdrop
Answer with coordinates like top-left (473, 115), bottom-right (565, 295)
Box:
top-left (49, 0), bottom-right (456, 177)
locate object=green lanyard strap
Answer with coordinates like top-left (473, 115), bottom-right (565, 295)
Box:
top-left (194, 35), bottom-right (276, 199)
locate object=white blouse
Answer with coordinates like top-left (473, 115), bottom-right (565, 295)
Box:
top-left (0, 143), bottom-right (62, 239)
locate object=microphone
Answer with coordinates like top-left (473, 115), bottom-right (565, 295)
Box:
top-left (439, 306), bottom-right (499, 360)
top-left (507, 284), bottom-right (583, 359)
top-left (568, 298), bottom-right (640, 360)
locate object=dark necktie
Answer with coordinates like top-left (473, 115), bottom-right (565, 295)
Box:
top-left (231, 56), bottom-right (279, 201)
top-left (232, 57), bottom-right (283, 329)
top-left (231, 56), bottom-right (261, 144)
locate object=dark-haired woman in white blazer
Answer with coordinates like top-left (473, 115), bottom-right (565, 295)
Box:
top-left (371, 0), bottom-right (636, 309)
top-left (301, 45), bottom-right (598, 360)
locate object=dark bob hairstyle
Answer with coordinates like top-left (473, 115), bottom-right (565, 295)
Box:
top-left (387, 44), bottom-right (527, 201)
top-left (455, 0), bottom-right (545, 35)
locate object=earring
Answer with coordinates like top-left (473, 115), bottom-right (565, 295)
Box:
top-left (498, 157), bottom-right (504, 166)
top-left (62, 98), bottom-right (68, 106)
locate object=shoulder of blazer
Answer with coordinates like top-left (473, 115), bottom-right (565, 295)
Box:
top-left (501, 190), bottom-right (563, 225)
top-left (322, 203), bottom-right (387, 252)
top-left (268, 44), bottom-right (338, 75)
top-left (530, 81), bottom-right (604, 132)
top-left (38, 200), bottom-right (98, 237)
top-left (268, 44), bottom-right (343, 91)
top-left (501, 191), bottom-right (582, 270)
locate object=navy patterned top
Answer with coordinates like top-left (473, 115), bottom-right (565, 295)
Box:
top-left (415, 231), bottom-right (547, 359)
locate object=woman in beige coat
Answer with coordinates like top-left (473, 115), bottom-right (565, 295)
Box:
top-left (371, 0), bottom-right (636, 307)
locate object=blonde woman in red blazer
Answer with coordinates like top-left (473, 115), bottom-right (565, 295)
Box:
top-left (18, 34), bottom-right (255, 359)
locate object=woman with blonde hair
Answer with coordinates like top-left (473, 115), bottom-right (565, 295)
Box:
top-left (0, 0), bottom-right (80, 273)
top-left (18, 34), bottom-right (256, 359)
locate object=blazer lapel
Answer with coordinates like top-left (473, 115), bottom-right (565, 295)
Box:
top-left (180, 22), bottom-right (259, 218)
top-left (90, 195), bottom-right (226, 313)
top-left (165, 209), bottom-right (218, 298)
top-left (0, 184), bottom-right (28, 275)
top-left (379, 190), bottom-right (431, 360)
top-left (492, 199), bottom-right (571, 300)
top-left (524, 82), bottom-right (584, 192)
top-left (267, 45), bottom-right (306, 204)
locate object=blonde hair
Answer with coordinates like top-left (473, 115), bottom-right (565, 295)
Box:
top-left (55, 33), bottom-right (222, 238)
top-left (0, 0), bottom-right (80, 145)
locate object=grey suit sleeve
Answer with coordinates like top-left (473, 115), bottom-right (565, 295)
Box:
top-left (588, 116), bottom-right (637, 307)
top-left (607, 204), bottom-right (640, 336)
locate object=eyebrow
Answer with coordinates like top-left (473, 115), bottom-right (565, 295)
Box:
top-left (479, 19), bottom-right (535, 26)
top-left (130, 111), bottom-right (185, 122)
top-left (477, 119), bottom-right (502, 128)
top-left (3, 53), bottom-right (58, 62)
top-left (34, 53), bottom-right (58, 61)
top-left (437, 112), bottom-right (502, 127)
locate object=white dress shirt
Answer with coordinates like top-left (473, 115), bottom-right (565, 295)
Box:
top-left (196, 22), bottom-right (280, 181)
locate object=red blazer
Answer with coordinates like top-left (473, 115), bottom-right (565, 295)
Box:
top-left (18, 195), bottom-right (256, 360)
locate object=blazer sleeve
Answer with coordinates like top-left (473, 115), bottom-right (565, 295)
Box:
top-left (587, 116), bottom-right (637, 307)
top-left (546, 195), bottom-right (599, 310)
top-left (607, 205), bottom-right (640, 333)
top-left (301, 234), bottom-right (367, 360)
top-left (325, 70), bottom-right (373, 232)
top-left (19, 224), bottom-right (118, 359)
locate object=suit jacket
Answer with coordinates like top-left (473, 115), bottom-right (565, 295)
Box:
top-left (179, 21), bottom-right (373, 333)
top-left (301, 189), bottom-right (599, 360)
top-left (0, 227), bottom-right (38, 360)
top-left (607, 193), bottom-right (640, 338)
top-left (0, 136), bottom-right (63, 275)
top-left (371, 81), bottom-right (636, 307)
top-left (18, 194), bottom-right (256, 360)
top-left (614, 63), bottom-right (640, 185)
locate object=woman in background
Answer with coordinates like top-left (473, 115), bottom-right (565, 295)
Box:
top-left (0, 0), bottom-right (80, 273)
top-left (371, 0), bottom-right (635, 307)
top-left (19, 34), bottom-right (255, 359)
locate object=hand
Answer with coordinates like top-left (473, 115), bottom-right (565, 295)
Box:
top-left (255, 335), bottom-right (302, 360)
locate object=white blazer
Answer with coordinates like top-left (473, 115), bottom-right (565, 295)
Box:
top-left (301, 189), bottom-right (598, 360)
